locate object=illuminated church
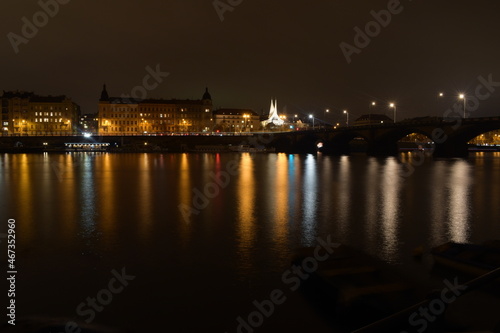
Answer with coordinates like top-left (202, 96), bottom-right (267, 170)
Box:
top-left (261, 99), bottom-right (284, 127)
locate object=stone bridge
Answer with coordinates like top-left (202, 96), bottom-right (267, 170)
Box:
top-left (271, 116), bottom-right (500, 157)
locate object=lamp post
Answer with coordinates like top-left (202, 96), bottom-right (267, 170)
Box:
top-left (343, 110), bottom-right (349, 126)
top-left (437, 93), bottom-right (445, 117)
top-left (243, 114), bottom-right (250, 132)
top-left (324, 109), bottom-right (329, 128)
top-left (309, 114), bottom-right (314, 130)
top-left (369, 102), bottom-right (376, 123)
top-left (279, 115), bottom-right (287, 131)
top-left (459, 94), bottom-right (466, 118)
top-left (389, 103), bottom-right (396, 123)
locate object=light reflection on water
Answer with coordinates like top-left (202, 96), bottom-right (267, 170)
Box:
top-left (380, 157), bottom-right (402, 262)
top-left (1, 152), bottom-right (500, 331)
top-left (0, 153), bottom-right (500, 268)
top-left (448, 160), bottom-right (472, 243)
top-left (337, 155), bottom-right (350, 240)
top-left (364, 157), bottom-right (379, 255)
top-left (237, 153), bottom-right (256, 276)
top-left (430, 161), bottom-right (447, 246)
top-left (302, 154), bottom-right (318, 245)
top-left (80, 154), bottom-right (97, 238)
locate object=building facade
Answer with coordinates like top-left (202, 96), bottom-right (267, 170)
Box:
top-left (97, 85), bottom-right (213, 135)
top-left (213, 108), bottom-right (261, 132)
top-left (79, 112), bottom-right (98, 134)
top-left (1, 91), bottom-right (80, 135)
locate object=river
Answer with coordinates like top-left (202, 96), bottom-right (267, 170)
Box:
top-left (1, 152), bottom-right (499, 332)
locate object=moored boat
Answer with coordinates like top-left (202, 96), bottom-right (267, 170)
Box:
top-left (431, 240), bottom-right (500, 276)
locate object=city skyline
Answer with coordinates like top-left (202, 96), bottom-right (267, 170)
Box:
top-left (1, 1), bottom-right (500, 121)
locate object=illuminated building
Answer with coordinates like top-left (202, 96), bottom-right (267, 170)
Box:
top-left (212, 109), bottom-right (261, 132)
top-left (261, 99), bottom-right (284, 127)
top-left (79, 112), bottom-right (98, 134)
top-left (1, 91), bottom-right (80, 135)
top-left (98, 85), bottom-right (213, 135)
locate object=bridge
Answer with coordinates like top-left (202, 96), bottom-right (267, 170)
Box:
top-left (271, 116), bottom-right (500, 157)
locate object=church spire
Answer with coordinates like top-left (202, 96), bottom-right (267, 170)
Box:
top-left (100, 84), bottom-right (109, 101)
top-left (202, 87), bottom-right (212, 100)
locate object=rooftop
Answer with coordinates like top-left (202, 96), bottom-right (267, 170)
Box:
top-left (213, 108), bottom-right (259, 116)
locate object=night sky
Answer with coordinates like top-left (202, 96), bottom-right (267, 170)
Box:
top-left (1, 0), bottom-right (500, 122)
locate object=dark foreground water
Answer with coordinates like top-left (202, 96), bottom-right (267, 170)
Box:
top-left (1, 152), bottom-right (499, 332)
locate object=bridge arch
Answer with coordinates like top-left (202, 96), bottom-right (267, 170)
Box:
top-left (373, 127), bottom-right (435, 145)
top-left (467, 130), bottom-right (500, 145)
top-left (366, 127), bottom-right (435, 156)
top-left (320, 130), bottom-right (370, 155)
top-left (452, 124), bottom-right (500, 144)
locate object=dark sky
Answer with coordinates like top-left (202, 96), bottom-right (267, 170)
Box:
top-left (1, 0), bottom-right (500, 123)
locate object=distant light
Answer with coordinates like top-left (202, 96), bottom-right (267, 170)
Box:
top-left (343, 110), bottom-right (347, 114)
top-left (372, 102), bottom-right (376, 106)
top-left (309, 115), bottom-right (313, 118)
top-left (459, 94), bottom-right (465, 99)
top-left (439, 92), bottom-right (444, 97)
top-left (317, 142), bottom-right (324, 148)
top-left (389, 103), bottom-right (395, 108)
top-left (83, 132), bottom-right (92, 138)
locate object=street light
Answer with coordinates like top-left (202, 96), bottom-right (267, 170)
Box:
top-left (369, 102), bottom-right (376, 123)
top-left (343, 110), bottom-right (349, 126)
top-left (439, 92), bottom-right (444, 97)
top-left (309, 114), bottom-right (315, 130)
top-left (324, 109), bottom-right (329, 126)
top-left (243, 114), bottom-right (250, 132)
top-left (389, 103), bottom-right (396, 123)
top-left (459, 94), bottom-right (466, 118)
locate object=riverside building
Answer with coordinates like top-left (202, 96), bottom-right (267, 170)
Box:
top-left (1, 91), bottom-right (80, 135)
top-left (97, 85), bottom-right (213, 135)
